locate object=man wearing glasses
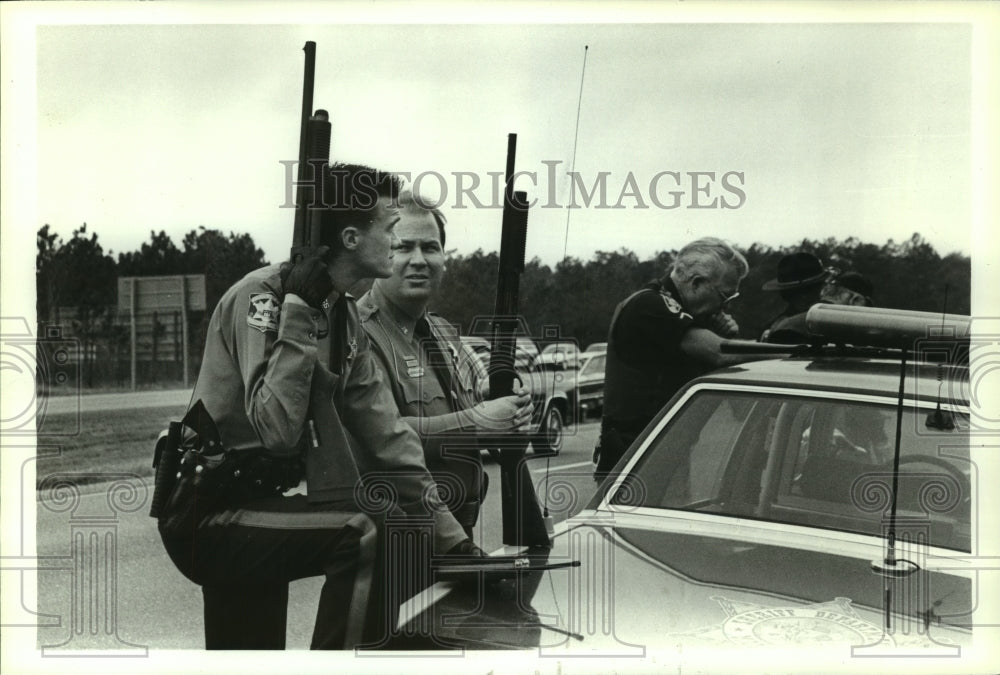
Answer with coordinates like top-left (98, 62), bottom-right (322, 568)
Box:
top-left (594, 237), bottom-right (760, 481)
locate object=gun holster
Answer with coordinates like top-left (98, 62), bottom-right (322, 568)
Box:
top-left (150, 400), bottom-right (304, 538)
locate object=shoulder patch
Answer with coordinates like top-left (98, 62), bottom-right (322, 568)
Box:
top-left (247, 292), bottom-right (281, 333)
top-left (659, 291), bottom-right (682, 314)
top-left (658, 290), bottom-right (693, 320)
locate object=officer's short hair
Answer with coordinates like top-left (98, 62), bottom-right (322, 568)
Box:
top-left (672, 237), bottom-right (748, 282)
top-left (397, 190), bottom-right (447, 248)
top-left (319, 163), bottom-right (402, 250)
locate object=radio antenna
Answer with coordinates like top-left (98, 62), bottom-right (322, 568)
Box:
top-left (927, 284), bottom-right (956, 431)
top-left (562, 45), bottom-right (589, 261)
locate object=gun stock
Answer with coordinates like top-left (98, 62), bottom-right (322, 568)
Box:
top-left (489, 133), bottom-right (550, 549)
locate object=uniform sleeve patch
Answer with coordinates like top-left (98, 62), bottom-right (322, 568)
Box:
top-left (661, 291), bottom-right (682, 314)
top-left (659, 290), bottom-right (693, 321)
top-left (247, 292), bottom-right (281, 333)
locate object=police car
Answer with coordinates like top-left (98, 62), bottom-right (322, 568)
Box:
top-left (392, 305), bottom-right (978, 655)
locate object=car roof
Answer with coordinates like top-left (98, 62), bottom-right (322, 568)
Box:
top-left (540, 341), bottom-right (578, 352)
top-left (693, 354), bottom-right (969, 406)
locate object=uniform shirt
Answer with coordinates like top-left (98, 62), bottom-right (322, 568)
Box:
top-left (190, 264), bottom-right (467, 551)
top-left (358, 284), bottom-right (486, 530)
top-left (602, 277), bottom-right (701, 431)
top-left (761, 308), bottom-right (812, 344)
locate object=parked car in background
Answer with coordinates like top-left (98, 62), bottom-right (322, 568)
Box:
top-left (461, 334), bottom-right (574, 455)
top-left (460, 336), bottom-right (491, 372)
top-left (460, 336), bottom-right (542, 374)
top-left (535, 341), bottom-right (582, 370)
top-left (574, 351), bottom-right (606, 419)
top-left (395, 306), bottom-right (975, 656)
top-left (583, 341), bottom-right (607, 354)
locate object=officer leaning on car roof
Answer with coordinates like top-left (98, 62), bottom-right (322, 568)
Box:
top-left (594, 237), bottom-right (771, 482)
top-left (157, 164), bottom-right (481, 651)
top-left (358, 190), bottom-right (534, 539)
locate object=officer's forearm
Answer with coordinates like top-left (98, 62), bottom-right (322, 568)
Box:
top-left (404, 411), bottom-right (468, 436)
top-left (680, 327), bottom-right (772, 368)
top-left (242, 300), bottom-right (320, 452)
top-left (343, 351), bottom-right (468, 551)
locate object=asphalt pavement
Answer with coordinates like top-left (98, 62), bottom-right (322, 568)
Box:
top-left (31, 413), bottom-right (601, 651)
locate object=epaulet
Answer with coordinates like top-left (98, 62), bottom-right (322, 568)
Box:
top-left (234, 264), bottom-right (282, 295)
top-left (425, 312), bottom-right (459, 338)
top-left (425, 311), bottom-right (454, 328)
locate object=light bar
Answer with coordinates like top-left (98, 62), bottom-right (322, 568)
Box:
top-left (805, 304), bottom-right (970, 349)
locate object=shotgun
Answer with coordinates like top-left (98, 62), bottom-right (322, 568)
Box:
top-left (286, 43), bottom-right (364, 506)
top-left (488, 133), bottom-right (551, 548)
top-left (291, 41), bottom-right (332, 263)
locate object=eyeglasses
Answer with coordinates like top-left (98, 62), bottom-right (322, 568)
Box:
top-left (709, 281), bottom-right (740, 306)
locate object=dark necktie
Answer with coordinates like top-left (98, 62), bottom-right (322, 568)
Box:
top-left (328, 295), bottom-right (349, 375)
top-left (414, 317), bottom-right (453, 403)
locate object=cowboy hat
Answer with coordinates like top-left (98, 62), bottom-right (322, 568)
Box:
top-left (762, 252), bottom-right (829, 291)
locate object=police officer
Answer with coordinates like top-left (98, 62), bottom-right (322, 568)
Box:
top-left (358, 191), bottom-right (534, 538)
top-left (158, 164), bottom-right (477, 650)
top-left (822, 270), bottom-right (874, 307)
top-left (760, 252), bottom-right (831, 343)
top-left (594, 237), bottom-right (763, 481)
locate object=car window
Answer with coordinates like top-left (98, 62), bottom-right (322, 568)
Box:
top-left (611, 390), bottom-right (971, 552)
top-left (580, 354), bottom-right (605, 375)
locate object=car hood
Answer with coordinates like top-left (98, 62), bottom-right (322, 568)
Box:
top-left (398, 513), bottom-right (972, 653)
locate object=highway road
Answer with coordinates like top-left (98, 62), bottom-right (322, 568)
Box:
top-left (32, 408), bottom-right (602, 651)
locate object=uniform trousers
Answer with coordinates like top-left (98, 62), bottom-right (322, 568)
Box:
top-left (593, 420), bottom-right (643, 483)
top-left (160, 494), bottom-right (390, 650)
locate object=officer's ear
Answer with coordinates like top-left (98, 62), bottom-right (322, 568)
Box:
top-left (340, 226), bottom-right (360, 251)
top-left (689, 274), bottom-right (708, 291)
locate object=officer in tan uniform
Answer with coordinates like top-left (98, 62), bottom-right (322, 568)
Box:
top-left (158, 165), bottom-right (475, 650)
top-left (358, 191), bottom-right (533, 538)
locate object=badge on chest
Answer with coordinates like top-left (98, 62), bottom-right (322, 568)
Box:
top-left (404, 356), bottom-right (425, 378)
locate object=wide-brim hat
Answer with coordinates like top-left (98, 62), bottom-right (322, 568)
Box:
top-left (831, 271), bottom-right (873, 298)
top-left (762, 252), bottom-right (829, 291)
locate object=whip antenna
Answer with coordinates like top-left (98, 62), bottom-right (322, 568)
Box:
top-left (562, 45), bottom-right (589, 261)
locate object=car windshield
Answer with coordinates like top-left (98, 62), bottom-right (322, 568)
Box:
top-left (580, 353), bottom-right (605, 376)
top-left (610, 390), bottom-right (971, 552)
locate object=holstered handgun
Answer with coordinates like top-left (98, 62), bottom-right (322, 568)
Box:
top-left (151, 400), bottom-right (304, 537)
top-left (149, 420), bottom-right (183, 519)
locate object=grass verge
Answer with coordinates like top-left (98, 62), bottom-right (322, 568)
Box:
top-left (36, 404), bottom-right (187, 489)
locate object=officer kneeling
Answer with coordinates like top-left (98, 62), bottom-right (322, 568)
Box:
top-left (152, 164), bottom-right (479, 650)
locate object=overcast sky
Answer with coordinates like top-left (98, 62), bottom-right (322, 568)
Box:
top-left (18, 17), bottom-right (979, 268)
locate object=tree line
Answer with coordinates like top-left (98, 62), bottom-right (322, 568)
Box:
top-left (37, 224), bottom-right (268, 387)
top-left (432, 233), bottom-right (971, 348)
top-left (37, 224), bottom-right (970, 387)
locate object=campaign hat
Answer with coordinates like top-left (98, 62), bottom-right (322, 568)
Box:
top-left (762, 252), bottom-right (829, 291)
